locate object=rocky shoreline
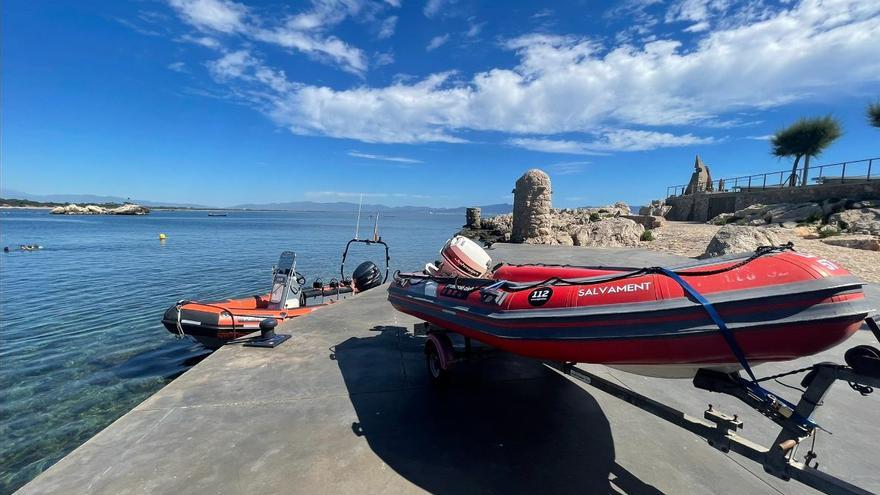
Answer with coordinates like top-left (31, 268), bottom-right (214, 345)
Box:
top-left (49, 203), bottom-right (150, 215)
top-left (640, 221), bottom-right (880, 283)
top-left (459, 170), bottom-right (659, 248)
top-left (457, 168), bottom-right (878, 283)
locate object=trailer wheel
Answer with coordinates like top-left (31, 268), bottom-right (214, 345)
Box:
top-left (425, 339), bottom-right (448, 383)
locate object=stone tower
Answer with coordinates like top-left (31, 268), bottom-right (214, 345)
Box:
top-left (511, 169), bottom-right (553, 243)
top-left (684, 155), bottom-right (713, 195)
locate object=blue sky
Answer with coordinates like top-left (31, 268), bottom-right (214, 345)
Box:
top-left (2, 0), bottom-right (879, 208)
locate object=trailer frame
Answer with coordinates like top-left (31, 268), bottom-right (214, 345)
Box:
top-left (417, 318), bottom-right (880, 495)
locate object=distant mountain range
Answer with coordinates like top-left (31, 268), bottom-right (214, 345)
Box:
top-left (0, 188), bottom-right (512, 215)
top-left (0, 188), bottom-right (211, 209)
top-left (230, 200), bottom-right (512, 215)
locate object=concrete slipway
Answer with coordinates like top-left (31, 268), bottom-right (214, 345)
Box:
top-left (17, 244), bottom-right (880, 495)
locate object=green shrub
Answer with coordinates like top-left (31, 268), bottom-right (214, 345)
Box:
top-left (589, 213), bottom-right (601, 222)
top-left (818, 226), bottom-right (840, 238)
top-left (640, 230), bottom-right (654, 241)
top-left (805, 213), bottom-right (822, 223)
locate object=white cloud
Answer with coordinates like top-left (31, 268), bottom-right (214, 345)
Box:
top-left (192, 0), bottom-right (880, 146)
top-left (168, 0), bottom-right (374, 75)
top-left (746, 134), bottom-right (774, 140)
top-left (168, 0), bottom-right (247, 34)
top-left (509, 131), bottom-right (715, 154)
top-left (179, 34), bottom-right (221, 48)
top-left (666, 0), bottom-right (731, 24)
top-left (508, 138), bottom-right (608, 155)
top-left (424, 0), bottom-right (451, 18)
top-left (583, 129), bottom-right (717, 152)
top-left (426, 34), bottom-right (450, 51)
top-left (348, 150), bottom-right (423, 163)
top-left (374, 51), bottom-right (394, 67)
top-left (465, 19), bottom-right (485, 38)
top-left (167, 61), bottom-right (187, 72)
top-left (378, 16), bottom-right (397, 39)
top-left (254, 28), bottom-right (367, 75)
top-left (547, 161), bottom-right (590, 175)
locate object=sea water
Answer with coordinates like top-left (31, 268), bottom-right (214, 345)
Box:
top-left (0, 208), bottom-right (462, 494)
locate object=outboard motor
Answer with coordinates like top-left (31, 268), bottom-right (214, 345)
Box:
top-left (426, 236), bottom-right (492, 278)
top-left (353, 261), bottom-right (382, 292)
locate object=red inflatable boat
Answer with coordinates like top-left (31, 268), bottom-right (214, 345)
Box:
top-left (388, 245), bottom-right (874, 378)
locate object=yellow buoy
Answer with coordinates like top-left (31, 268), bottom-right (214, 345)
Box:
top-left (158, 233), bottom-right (167, 240)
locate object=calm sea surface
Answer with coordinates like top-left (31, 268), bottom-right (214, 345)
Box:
top-left (0, 208), bottom-right (462, 494)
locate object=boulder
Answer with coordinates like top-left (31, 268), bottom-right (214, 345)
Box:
top-left (108, 204), bottom-right (150, 215)
top-left (708, 212), bottom-right (735, 225)
top-left (554, 231), bottom-right (575, 246)
top-left (765, 203), bottom-right (823, 224)
top-left (49, 203), bottom-right (149, 215)
top-left (820, 198), bottom-right (848, 217)
top-left (511, 169), bottom-right (553, 243)
top-left (570, 218), bottom-right (644, 248)
top-left (639, 201), bottom-right (672, 217)
top-left (50, 204), bottom-right (88, 215)
top-left (571, 227), bottom-right (590, 247)
top-left (820, 237), bottom-right (880, 251)
top-left (828, 208), bottom-right (880, 235)
top-left (613, 201), bottom-right (632, 216)
top-left (622, 214), bottom-right (665, 229)
top-left (731, 204), bottom-right (768, 223)
top-left (701, 225), bottom-right (782, 258)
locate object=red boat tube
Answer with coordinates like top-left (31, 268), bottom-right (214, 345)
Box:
top-left (388, 249), bottom-right (874, 378)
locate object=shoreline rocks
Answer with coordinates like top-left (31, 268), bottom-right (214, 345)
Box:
top-left (50, 203), bottom-right (151, 215)
top-left (701, 224), bottom-right (781, 258)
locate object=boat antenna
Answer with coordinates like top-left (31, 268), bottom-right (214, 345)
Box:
top-left (372, 210), bottom-right (380, 241)
top-left (354, 194), bottom-right (363, 240)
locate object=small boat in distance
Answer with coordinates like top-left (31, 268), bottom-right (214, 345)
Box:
top-left (388, 237), bottom-right (873, 378)
top-left (207, 212), bottom-right (227, 216)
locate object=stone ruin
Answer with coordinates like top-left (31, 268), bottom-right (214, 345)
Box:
top-left (465, 207), bottom-right (481, 229)
top-left (684, 155), bottom-right (713, 195)
top-left (472, 168), bottom-right (647, 247)
top-left (511, 169), bottom-right (554, 243)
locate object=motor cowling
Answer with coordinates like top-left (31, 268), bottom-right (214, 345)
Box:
top-left (353, 261), bottom-right (382, 292)
top-left (427, 236), bottom-right (492, 278)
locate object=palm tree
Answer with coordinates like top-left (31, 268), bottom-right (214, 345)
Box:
top-left (868, 102), bottom-right (880, 128)
top-left (771, 116), bottom-right (842, 187)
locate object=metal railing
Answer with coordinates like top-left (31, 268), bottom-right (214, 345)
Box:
top-left (666, 157), bottom-right (878, 198)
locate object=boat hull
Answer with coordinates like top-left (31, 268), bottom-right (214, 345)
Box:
top-left (161, 295), bottom-right (322, 349)
top-left (387, 251), bottom-right (874, 377)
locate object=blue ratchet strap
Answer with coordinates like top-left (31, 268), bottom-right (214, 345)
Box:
top-left (658, 267), bottom-right (759, 383)
top-left (658, 267), bottom-right (817, 430)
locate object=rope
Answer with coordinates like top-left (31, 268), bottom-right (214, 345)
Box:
top-left (174, 300), bottom-right (188, 338)
top-left (395, 243), bottom-right (796, 294)
top-left (755, 365), bottom-right (817, 383)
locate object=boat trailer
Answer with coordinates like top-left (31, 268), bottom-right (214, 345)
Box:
top-left (418, 317), bottom-right (880, 495)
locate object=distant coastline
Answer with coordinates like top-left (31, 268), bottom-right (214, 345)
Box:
top-left (0, 194), bottom-right (514, 215)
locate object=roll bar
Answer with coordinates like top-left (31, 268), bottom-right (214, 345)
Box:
top-left (340, 238), bottom-right (390, 284)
